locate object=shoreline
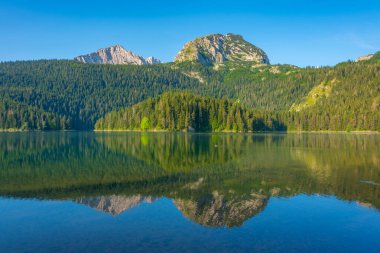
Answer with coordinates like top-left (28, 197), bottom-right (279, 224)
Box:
top-left (91, 129), bottom-right (380, 134)
top-left (1, 129), bottom-right (379, 134)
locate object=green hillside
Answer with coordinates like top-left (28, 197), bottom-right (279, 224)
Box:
top-left (0, 60), bottom-right (201, 130)
top-left (98, 53), bottom-right (380, 132)
top-left (0, 52), bottom-right (379, 131)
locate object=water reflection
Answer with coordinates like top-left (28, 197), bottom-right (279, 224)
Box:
top-left (0, 132), bottom-right (379, 227)
top-left (76, 195), bottom-right (156, 215)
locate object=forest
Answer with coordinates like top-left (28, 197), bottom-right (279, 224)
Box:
top-left (0, 52), bottom-right (379, 131)
top-left (95, 91), bottom-right (286, 131)
top-left (0, 60), bottom-right (200, 130)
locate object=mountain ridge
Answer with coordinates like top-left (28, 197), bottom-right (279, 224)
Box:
top-left (0, 35), bottom-right (379, 131)
top-left (75, 45), bottom-right (161, 65)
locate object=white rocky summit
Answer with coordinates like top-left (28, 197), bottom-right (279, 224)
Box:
top-left (145, 56), bottom-right (161, 64)
top-left (75, 45), bottom-right (161, 65)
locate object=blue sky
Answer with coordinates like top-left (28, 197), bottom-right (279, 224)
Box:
top-left (0, 0), bottom-right (379, 66)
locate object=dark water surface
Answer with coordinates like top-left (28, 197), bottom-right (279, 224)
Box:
top-left (0, 132), bottom-right (379, 253)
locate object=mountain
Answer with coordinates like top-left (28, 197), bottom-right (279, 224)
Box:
top-left (75, 45), bottom-right (161, 65)
top-left (145, 56), bottom-right (161, 64)
top-left (174, 33), bottom-right (270, 65)
top-left (0, 34), bottom-right (379, 131)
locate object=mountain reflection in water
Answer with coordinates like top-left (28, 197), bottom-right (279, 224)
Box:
top-left (76, 195), bottom-right (156, 215)
top-left (0, 132), bottom-right (379, 228)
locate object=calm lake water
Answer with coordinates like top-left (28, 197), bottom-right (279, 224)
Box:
top-left (0, 132), bottom-right (379, 253)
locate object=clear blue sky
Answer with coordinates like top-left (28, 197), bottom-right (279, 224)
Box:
top-left (1, 0), bottom-right (379, 66)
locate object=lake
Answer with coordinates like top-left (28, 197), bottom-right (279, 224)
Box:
top-left (0, 132), bottom-right (379, 253)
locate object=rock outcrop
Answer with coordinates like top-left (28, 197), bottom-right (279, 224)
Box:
top-left (174, 33), bottom-right (270, 65)
top-left (356, 54), bottom-right (374, 62)
top-left (75, 45), bottom-right (161, 65)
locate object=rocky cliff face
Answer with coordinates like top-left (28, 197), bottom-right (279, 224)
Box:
top-left (76, 195), bottom-right (155, 215)
top-left (174, 33), bottom-right (270, 65)
top-left (75, 45), bottom-right (161, 65)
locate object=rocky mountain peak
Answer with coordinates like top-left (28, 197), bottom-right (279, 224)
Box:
top-left (174, 33), bottom-right (270, 65)
top-left (145, 56), bottom-right (161, 64)
top-left (75, 45), bottom-right (161, 65)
